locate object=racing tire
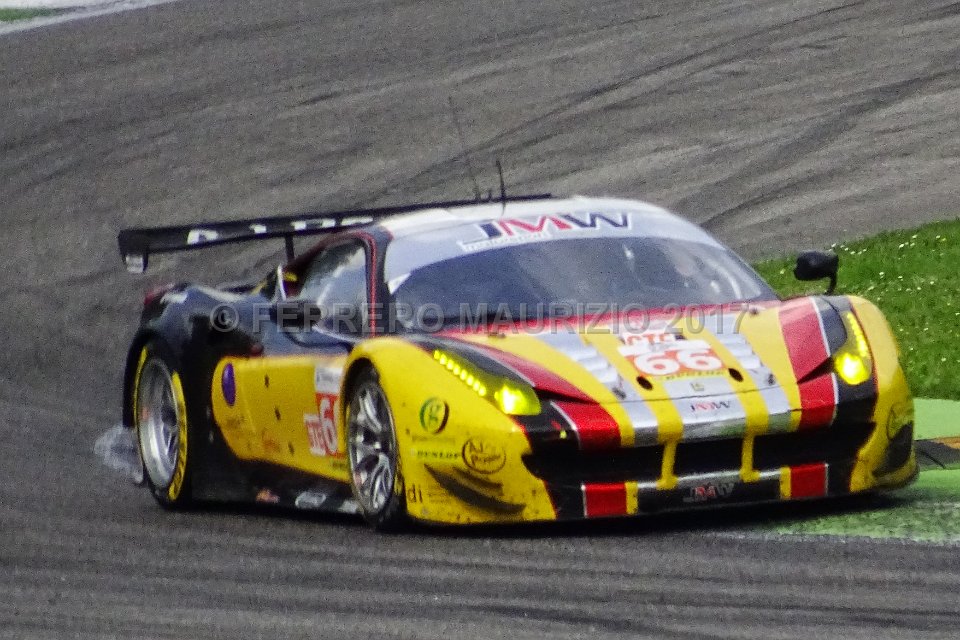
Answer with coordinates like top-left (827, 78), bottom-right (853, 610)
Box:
top-left (345, 368), bottom-right (407, 531)
top-left (132, 340), bottom-right (195, 510)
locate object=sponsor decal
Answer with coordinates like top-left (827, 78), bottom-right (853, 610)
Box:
top-left (406, 484), bottom-right (423, 504)
top-left (261, 431), bottom-right (282, 455)
top-left (459, 211), bottom-right (631, 252)
top-left (305, 397), bottom-right (341, 458)
top-left (620, 328), bottom-right (681, 348)
top-left (221, 363), bottom-right (236, 406)
top-left (310, 366), bottom-right (342, 456)
top-left (187, 228), bottom-right (221, 245)
top-left (294, 489), bottom-right (329, 510)
top-left (683, 481), bottom-right (735, 503)
top-left (419, 398), bottom-right (449, 434)
top-left (314, 365), bottom-right (340, 394)
top-left (689, 399), bottom-right (733, 413)
top-left (411, 433), bottom-right (456, 443)
top-left (461, 437), bottom-right (507, 474)
top-left (415, 449), bottom-right (460, 462)
top-left (255, 488), bottom-right (281, 504)
top-left (219, 415), bottom-right (245, 432)
top-left (184, 217), bottom-right (373, 247)
top-left (618, 331), bottom-right (724, 378)
top-left (294, 490), bottom-right (360, 514)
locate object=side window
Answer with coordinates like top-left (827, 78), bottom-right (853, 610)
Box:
top-left (299, 241), bottom-right (369, 314)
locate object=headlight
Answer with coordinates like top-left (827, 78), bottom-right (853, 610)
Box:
top-left (833, 311), bottom-right (873, 386)
top-left (494, 383), bottom-right (540, 415)
top-left (433, 349), bottom-right (541, 415)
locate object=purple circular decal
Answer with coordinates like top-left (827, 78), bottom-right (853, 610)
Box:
top-left (222, 363), bottom-right (236, 406)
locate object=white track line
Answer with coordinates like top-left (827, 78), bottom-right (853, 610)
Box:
top-left (0, 0), bottom-right (180, 35)
top-left (0, 0), bottom-right (117, 6)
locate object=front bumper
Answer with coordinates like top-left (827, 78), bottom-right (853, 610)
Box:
top-left (402, 420), bottom-right (917, 525)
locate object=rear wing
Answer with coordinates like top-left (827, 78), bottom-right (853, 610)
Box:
top-left (117, 194), bottom-right (552, 273)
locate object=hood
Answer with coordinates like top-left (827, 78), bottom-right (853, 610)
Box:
top-left (424, 296), bottom-right (878, 440)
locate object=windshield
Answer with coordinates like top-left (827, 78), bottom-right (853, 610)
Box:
top-left (389, 237), bottom-right (777, 325)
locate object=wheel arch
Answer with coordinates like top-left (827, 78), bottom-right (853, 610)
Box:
top-left (337, 353), bottom-right (409, 530)
top-left (338, 356), bottom-right (374, 427)
top-left (121, 328), bottom-right (164, 429)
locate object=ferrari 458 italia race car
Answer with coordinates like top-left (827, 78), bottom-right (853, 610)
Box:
top-left (117, 194), bottom-right (916, 529)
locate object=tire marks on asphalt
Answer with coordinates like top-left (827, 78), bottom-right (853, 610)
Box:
top-left (2, 1), bottom-right (960, 638)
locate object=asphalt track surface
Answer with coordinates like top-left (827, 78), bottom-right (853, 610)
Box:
top-left (2, 1), bottom-right (960, 638)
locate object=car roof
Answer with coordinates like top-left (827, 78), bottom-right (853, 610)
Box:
top-left (374, 195), bottom-right (687, 239)
top-left (373, 195), bottom-right (728, 286)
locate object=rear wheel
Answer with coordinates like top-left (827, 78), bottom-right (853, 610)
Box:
top-left (345, 369), bottom-right (406, 530)
top-left (133, 341), bottom-right (193, 509)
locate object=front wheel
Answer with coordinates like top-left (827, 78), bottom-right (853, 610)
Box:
top-left (133, 341), bottom-right (193, 509)
top-left (345, 369), bottom-right (406, 531)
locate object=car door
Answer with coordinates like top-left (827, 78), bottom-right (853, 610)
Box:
top-left (212, 240), bottom-right (371, 482)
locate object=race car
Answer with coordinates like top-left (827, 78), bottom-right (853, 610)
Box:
top-left (117, 194), bottom-right (916, 529)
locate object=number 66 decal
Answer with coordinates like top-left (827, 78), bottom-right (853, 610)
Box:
top-left (306, 393), bottom-right (341, 457)
top-left (629, 347), bottom-right (723, 377)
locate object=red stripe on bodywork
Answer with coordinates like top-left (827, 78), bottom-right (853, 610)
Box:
top-left (553, 400), bottom-right (622, 450)
top-left (583, 483), bottom-right (628, 517)
top-left (468, 343), bottom-right (593, 402)
top-left (779, 298), bottom-right (835, 429)
top-left (796, 378), bottom-right (836, 429)
top-left (790, 463), bottom-right (828, 498)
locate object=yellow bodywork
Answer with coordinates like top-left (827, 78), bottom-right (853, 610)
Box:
top-left (211, 354), bottom-right (351, 482)
top-left (209, 296), bottom-right (915, 525)
top-left (848, 297), bottom-right (916, 491)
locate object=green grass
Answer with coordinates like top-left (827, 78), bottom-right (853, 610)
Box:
top-left (0, 8), bottom-right (56, 22)
top-left (753, 218), bottom-right (960, 400)
top-left (767, 469), bottom-right (960, 543)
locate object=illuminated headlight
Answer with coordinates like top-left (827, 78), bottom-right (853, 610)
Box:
top-left (833, 311), bottom-right (873, 386)
top-left (433, 350), bottom-right (541, 415)
top-left (494, 384), bottom-right (540, 415)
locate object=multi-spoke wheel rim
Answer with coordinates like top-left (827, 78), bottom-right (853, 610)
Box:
top-left (347, 380), bottom-right (398, 515)
top-left (136, 360), bottom-right (181, 488)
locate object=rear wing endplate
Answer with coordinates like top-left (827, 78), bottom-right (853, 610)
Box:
top-left (117, 194), bottom-right (552, 273)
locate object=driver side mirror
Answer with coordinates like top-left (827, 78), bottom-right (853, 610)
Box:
top-left (794, 250), bottom-right (839, 295)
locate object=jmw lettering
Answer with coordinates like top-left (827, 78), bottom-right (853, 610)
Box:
top-left (477, 212), bottom-right (630, 239)
top-left (690, 400), bottom-right (733, 412)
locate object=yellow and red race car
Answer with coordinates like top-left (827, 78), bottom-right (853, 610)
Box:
top-left (116, 194), bottom-right (916, 529)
